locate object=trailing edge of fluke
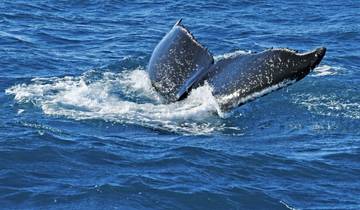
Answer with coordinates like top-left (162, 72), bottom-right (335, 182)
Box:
top-left (147, 19), bottom-right (326, 111)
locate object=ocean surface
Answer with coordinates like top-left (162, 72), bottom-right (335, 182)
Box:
top-left (1, 1), bottom-right (359, 209)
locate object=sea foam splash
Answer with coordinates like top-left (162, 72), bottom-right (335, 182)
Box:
top-left (311, 65), bottom-right (339, 77)
top-left (6, 68), bottom-right (227, 134)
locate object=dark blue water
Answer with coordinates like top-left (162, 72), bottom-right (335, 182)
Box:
top-left (1, 1), bottom-right (360, 209)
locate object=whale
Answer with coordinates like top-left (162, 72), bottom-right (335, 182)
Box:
top-left (147, 20), bottom-right (326, 111)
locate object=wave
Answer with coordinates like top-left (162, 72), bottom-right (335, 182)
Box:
top-left (0, 31), bottom-right (35, 44)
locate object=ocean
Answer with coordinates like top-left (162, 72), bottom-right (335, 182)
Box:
top-left (1, 1), bottom-right (359, 209)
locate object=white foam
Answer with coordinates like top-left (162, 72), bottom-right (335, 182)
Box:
top-left (311, 65), bottom-right (338, 77)
top-left (117, 69), bottom-right (159, 99)
top-left (6, 69), bottom-right (226, 135)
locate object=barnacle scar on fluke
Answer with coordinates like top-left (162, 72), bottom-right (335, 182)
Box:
top-left (147, 19), bottom-right (326, 111)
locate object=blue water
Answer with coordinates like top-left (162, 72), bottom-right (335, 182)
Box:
top-left (1, 1), bottom-right (359, 209)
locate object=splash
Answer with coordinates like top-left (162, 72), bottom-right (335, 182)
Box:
top-left (311, 65), bottom-right (339, 77)
top-left (6, 68), bottom-right (227, 134)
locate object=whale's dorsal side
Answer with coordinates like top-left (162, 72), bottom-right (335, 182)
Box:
top-left (147, 19), bottom-right (214, 102)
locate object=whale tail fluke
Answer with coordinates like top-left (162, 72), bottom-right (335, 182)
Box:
top-left (147, 20), bottom-right (327, 110)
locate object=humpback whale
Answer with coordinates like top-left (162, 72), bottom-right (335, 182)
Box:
top-left (147, 19), bottom-right (326, 111)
